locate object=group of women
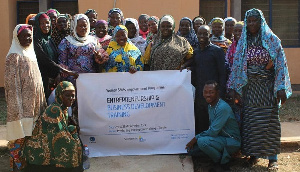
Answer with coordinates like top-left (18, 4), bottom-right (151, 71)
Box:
top-left (5, 7), bottom-right (291, 171)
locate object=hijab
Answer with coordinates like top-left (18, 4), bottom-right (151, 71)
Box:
top-left (209, 17), bottom-right (227, 42)
top-left (65, 14), bottom-right (97, 46)
top-left (7, 24), bottom-right (36, 60)
top-left (228, 8), bottom-right (292, 98)
top-left (176, 17), bottom-right (199, 49)
top-left (146, 16), bottom-right (159, 45)
top-left (55, 81), bottom-right (75, 106)
top-left (125, 18), bottom-right (146, 54)
top-left (51, 14), bottom-right (71, 46)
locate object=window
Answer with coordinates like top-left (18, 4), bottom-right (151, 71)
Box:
top-left (17, 1), bottom-right (39, 24)
top-left (242, 0), bottom-right (300, 47)
top-left (51, 0), bottom-right (78, 16)
top-left (200, 0), bottom-right (227, 24)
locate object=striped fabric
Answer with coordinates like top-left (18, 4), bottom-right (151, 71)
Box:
top-left (241, 65), bottom-right (280, 157)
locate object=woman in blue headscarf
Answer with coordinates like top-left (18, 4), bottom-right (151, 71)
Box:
top-left (228, 8), bottom-right (292, 170)
top-left (177, 17), bottom-right (199, 50)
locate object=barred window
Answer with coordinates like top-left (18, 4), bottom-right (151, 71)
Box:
top-left (17, 1), bottom-right (39, 24)
top-left (242, 0), bottom-right (300, 47)
top-left (200, 0), bottom-right (227, 23)
top-left (51, 0), bottom-right (78, 16)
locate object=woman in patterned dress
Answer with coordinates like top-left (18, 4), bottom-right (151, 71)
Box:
top-left (24, 81), bottom-right (82, 172)
top-left (228, 8), bottom-right (292, 170)
top-left (5, 24), bottom-right (47, 171)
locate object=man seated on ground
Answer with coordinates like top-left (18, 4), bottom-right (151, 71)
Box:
top-left (185, 80), bottom-right (240, 171)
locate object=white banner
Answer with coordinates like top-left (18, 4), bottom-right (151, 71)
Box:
top-left (77, 70), bottom-right (195, 157)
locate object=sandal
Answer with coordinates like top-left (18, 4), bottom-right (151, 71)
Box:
top-left (268, 161), bottom-right (279, 171)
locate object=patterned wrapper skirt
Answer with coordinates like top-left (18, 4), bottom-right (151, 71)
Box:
top-left (241, 65), bottom-right (280, 157)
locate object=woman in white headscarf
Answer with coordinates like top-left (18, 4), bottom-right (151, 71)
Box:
top-left (125, 18), bottom-right (147, 55)
top-left (5, 24), bottom-right (47, 171)
top-left (58, 14), bottom-right (108, 84)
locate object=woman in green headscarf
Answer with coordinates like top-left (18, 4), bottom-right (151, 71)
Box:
top-left (24, 81), bottom-right (83, 172)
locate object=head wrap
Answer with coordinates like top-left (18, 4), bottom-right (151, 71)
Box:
top-left (209, 17), bottom-right (227, 42)
top-left (148, 16), bottom-right (159, 25)
top-left (17, 25), bottom-right (32, 36)
top-left (39, 13), bottom-right (50, 21)
top-left (95, 20), bottom-right (108, 27)
top-left (224, 17), bottom-right (237, 23)
top-left (70, 14), bottom-right (90, 42)
top-left (25, 14), bottom-right (36, 24)
top-left (228, 8), bottom-right (292, 99)
top-left (112, 25), bottom-right (128, 41)
top-left (160, 15), bottom-right (175, 27)
top-left (192, 16), bottom-right (206, 25)
top-left (46, 9), bottom-right (60, 16)
top-left (125, 18), bottom-right (140, 38)
top-left (176, 17), bottom-right (199, 49)
top-left (55, 81), bottom-right (75, 105)
top-left (108, 8), bottom-right (124, 25)
top-left (85, 9), bottom-right (97, 16)
top-left (7, 24), bottom-right (36, 60)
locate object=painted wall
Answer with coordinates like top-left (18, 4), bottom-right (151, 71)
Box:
top-left (78, 0), bottom-right (199, 30)
top-left (284, 48), bottom-right (300, 85)
top-left (0, 0), bottom-right (18, 87)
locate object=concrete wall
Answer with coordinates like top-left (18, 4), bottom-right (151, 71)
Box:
top-left (78, 0), bottom-right (199, 30)
top-left (285, 48), bottom-right (300, 85)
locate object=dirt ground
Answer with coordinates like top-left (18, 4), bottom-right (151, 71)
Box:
top-left (193, 146), bottom-right (300, 172)
top-left (0, 146), bottom-right (299, 172)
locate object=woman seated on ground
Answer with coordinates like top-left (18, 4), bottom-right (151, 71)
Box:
top-left (24, 81), bottom-right (83, 172)
top-left (177, 17), bottom-right (199, 50)
top-left (209, 17), bottom-right (232, 54)
top-left (103, 25), bottom-right (143, 73)
top-left (125, 18), bottom-right (147, 55)
top-left (143, 14), bottom-right (193, 71)
top-left (94, 20), bottom-right (112, 49)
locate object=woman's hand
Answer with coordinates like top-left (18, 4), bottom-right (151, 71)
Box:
top-left (277, 90), bottom-right (287, 105)
top-left (94, 50), bottom-right (109, 64)
top-left (185, 137), bottom-right (197, 152)
top-left (266, 60), bottom-right (274, 70)
top-left (129, 66), bottom-right (137, 74)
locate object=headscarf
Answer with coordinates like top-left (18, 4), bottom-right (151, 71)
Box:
top-left (7, 24), bottom-right (36, 60)
top-left (84, 9), bottom-right (97, 16)
top-left (209, 17), bottom-right (227, 42)
top-left (146, 16), bottom-right (160, 45)
top-left (104, 25), bottom-right (143, 72)
top-left (34, 12), bottom-right (56, 60)
top-left (46, 9), bottom-right (60, 16)
top-left (192, 16), bottom-right (206, 25)
top-left (125, 18), bottom-right (146, 54)
top-left (55, 81), bottom-right (75, 105)
top-left (224, 17), bottom-right (237, 23)
top-left (25, 14), bottom-right (36, 24)
top-left (228, 8), bottom-right (292, 98)
top-left (65, 14), bottom-right (97, 46)
top-left (107, 8), bottom-right (124, 36)
top-left (176, 17), bottom-right (199, 49)
top-left (51, 14), bottom-right (71, 46)
top-left (94, 20), bottom-right (112, 44)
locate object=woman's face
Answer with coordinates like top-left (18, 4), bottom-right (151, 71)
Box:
top-left (18, 29), bottom-right (32, 47)
top-left (39, 18), bottom-right (51, 34)
top-left (126, 23), bottom-right (136, 39)
top-left (56, 17), bottom-right (68, 31)
top-left (95, 23), bottom-right (107, 38)
top-left (160, 21), bottom-right (173, 39)
top-left (62, 90), bottom-right (76, 107)
top-left (110, 12), bottom-right (121, 27)
top-left (48, 12), bottom-right (57, 27)
top-left (225, 20), bottom-right (235, 35)
top-left (179, 19), bottom-right (191, 36)
top-left (148, 20), bottom-right (158, 34)
top-left (193, 19), bottom-right (204, 32)
top-left (76, 18), bottom-right (88, 37)
top-left (247, 16), bottom-right (260, 35)
top-left (87, 12), bottom-right (97, 29)
top-left (139, 16), bottom-right (148, 32)
top-left (115, 30), bottom-right (127, 46)
top-left (233, 24), bottom-right (243, 41)
top-left (211, 22), bottom-right (223, 37)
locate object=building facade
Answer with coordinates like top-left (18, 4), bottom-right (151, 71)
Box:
top-left (0, 0), bottom-right (299, 89)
